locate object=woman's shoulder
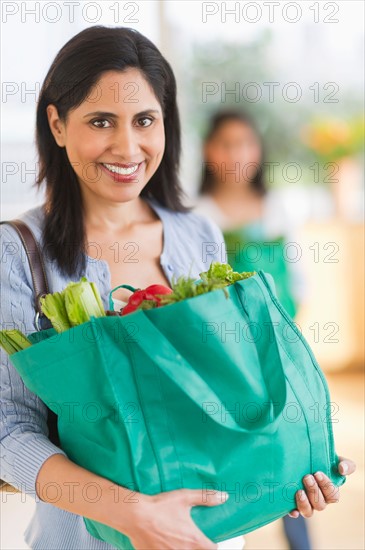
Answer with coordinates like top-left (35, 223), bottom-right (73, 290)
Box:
top-left (1, 203), bottom-right (45, 242)
top-left (1, 204), bottom-right (46, 286)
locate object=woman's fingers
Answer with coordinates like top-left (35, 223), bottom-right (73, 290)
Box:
top-left (303, 475), bottom-right (328, 511)
top-left (337, 456), bottom-right (356, 476)
top-left (292, 458), bottom-right (355, 519)
top-left (295, 489), bottom-right (314, 518)
top-left (295, 471), bottom-right (339, 517)
top-left (313, 472), bottom-right (340, 503)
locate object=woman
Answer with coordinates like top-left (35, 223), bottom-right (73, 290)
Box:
top-left (195, 110), bottom-right (308, 319)
top-left (0, 27), bottom-right (355, 550)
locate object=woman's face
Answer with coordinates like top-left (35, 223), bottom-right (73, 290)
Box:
top-left (46, 68), bottom-right (165, 204)
top-left (204, 119), bottom-right (262, 188)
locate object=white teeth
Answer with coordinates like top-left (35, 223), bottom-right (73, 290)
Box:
top-left (102, 163), bottom-right (139, 175)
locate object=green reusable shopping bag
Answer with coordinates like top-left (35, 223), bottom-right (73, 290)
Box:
top-left (10, 270), bottom-right (345, 549)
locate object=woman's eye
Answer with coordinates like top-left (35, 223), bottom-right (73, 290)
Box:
top-left (90, 119), bottom-right (112, 128)
top-left (136, 117), bottom-right (154, 128)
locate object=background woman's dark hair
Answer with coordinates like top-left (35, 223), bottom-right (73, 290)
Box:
top-left (35, 25), bottom-right (190, 278)
top-left (199, 109), bottom-right (268, 197)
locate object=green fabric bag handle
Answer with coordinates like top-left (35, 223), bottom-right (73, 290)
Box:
top-left (108, 284), bottom-right (137, 311)
top-left (130, 273), bottom-right (287, 435)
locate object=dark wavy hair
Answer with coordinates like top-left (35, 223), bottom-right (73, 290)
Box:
top-left (35, 25), bottom-right (190, 278)
top-left (199, 109), bottom-right (268, 197)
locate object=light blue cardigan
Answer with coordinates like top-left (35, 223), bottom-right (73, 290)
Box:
top-left (0, 196), bottom-right (226, 549)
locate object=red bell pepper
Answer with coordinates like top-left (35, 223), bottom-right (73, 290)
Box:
top-left (121, 284), bottom-right (173, 316)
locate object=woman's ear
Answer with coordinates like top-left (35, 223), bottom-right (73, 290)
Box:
top-left (46, 104), bottom-right (66, 147)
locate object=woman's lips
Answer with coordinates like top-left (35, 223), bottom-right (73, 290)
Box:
top-left (99, 161), bottom-right (144, 183)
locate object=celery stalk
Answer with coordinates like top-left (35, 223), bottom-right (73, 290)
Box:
top-left (40, 277), bottom-right (106, 331)
top-left (0, 329), bottom-right (32, 355)
top-left (40, 291), bottom-right (72, 333)
top-left (64, 277), bottom-right (105, 326)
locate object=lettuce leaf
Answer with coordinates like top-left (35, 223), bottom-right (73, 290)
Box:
top-left (199, 261), bottom-right (256, 284)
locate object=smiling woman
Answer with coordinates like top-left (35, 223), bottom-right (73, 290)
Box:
top-left (44, 66), bottom-right (174, 302)
top-left (0, 25), bottom-right (356, 550)
top-left (46, 69), bottom-right (165, 194)
top-left (34, 26), bottom-right (185, 285)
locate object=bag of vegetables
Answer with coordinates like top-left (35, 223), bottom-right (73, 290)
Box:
top-left (0, 262), bottom-right (345, 550)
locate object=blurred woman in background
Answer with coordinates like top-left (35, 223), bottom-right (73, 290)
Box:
top-left (194, 109), bottom-right (311, 549)
top-left (195, 109), bottom-right (308, 318)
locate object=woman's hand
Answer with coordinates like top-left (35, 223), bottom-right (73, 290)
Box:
top-left (123, 488), bottom-right (229, 550)
top-left (288, 456), bottom-right (356, 519)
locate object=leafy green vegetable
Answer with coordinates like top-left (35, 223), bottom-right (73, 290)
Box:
top-left (64, 277), bottom-right (105, 327)
top-left (0, 329), bottom-right (32, 355)
top-left (40, 291), bottom-right (72, 333)
top-left (0, 265), bottom-right (256, 353)
top-left (0, 278), bottom-right (107, 354)
top-left (199, 262), bottom-right (256, 284)
top-left (90, 282), bottom-right (105, 313)
top-left (40, 277), bottom-right (105, 332)
top-left (136, 262), bottom-right (256, 310)
top-left (135, 299), bottom-right (159, 311)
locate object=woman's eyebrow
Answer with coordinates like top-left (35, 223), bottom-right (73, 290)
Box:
top-left (83, 110), bottom-right (160, 118)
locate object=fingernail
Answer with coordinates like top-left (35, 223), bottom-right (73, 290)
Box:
top-left (340, 463), bottom-right (348, 475)
top-left (304, 475), bottom-right (315, 486)
top-left (217, 492), bottom-right (229, 501)
top-left (299, 490), bottom-right (307, 501)
top-left (314, 471), bottom-right (324, 481)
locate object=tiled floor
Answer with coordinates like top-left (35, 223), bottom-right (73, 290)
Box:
top-left (1, 371), bottom-right (364, 550)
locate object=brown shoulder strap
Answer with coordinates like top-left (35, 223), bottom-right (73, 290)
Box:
top-left (1, 219), bottom-right (61, 448)
top-left (0, 220), bottom-right (49, 318)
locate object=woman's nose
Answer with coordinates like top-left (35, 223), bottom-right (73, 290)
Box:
top-left (109, 126), bottom-right (140, 159)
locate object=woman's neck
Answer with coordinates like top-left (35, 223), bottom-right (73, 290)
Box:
top-left (82, 195), bottom-right (152, 234)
